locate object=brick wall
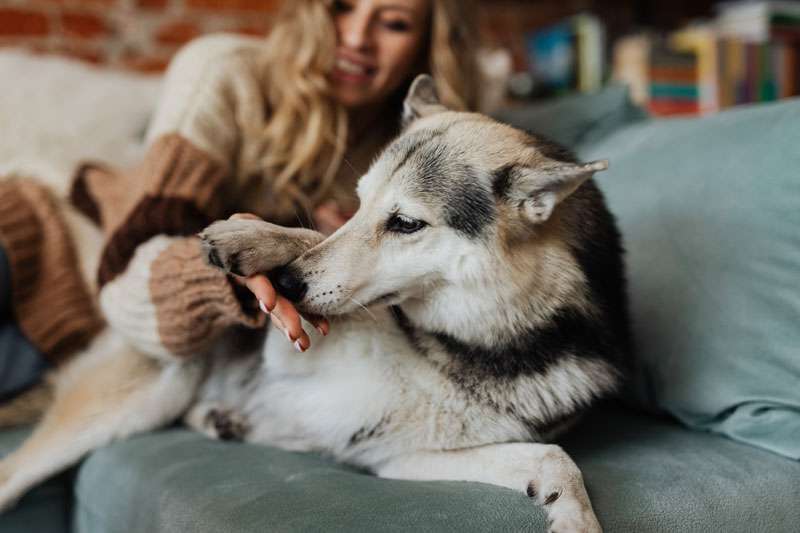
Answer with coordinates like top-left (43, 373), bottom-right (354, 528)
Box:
top-left (0, 0), bottom-right (619, 74)
top-left (0, 0), bottom-right (281, 72)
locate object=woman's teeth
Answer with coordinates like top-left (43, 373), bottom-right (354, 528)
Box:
top-left (337, 57), bottom-right (371, 75)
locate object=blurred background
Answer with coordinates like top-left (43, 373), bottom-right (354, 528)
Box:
top-left (0, 0), bottom-right (798, 116)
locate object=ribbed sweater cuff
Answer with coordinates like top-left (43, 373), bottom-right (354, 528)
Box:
top-left (0, 180), bottom-right (43, 304)
top-left (149, 237), bottom-right (266, 357)
top-left (0, 179), bottom-right (103, 363)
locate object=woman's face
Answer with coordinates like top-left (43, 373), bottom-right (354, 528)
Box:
top-left (329, 0), bottom-right (431, 110)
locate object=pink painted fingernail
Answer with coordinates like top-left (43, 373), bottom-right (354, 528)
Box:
top-left (294, 339), bottom-right (306, 352)
top-left (316, 326), bottom-right (327, 336)
top-left (258, 300), bottom-right (270, 314)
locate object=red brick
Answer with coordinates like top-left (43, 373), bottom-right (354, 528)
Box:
top-left (155, 20), bottom-right (200, 45)
top-left (136, 0), bottom-right (170, 9)
top-left (185, 0), bottom-right (281, 13)
top-left (38, 0), bottom-right (121, 7)
top-left (61, 12), bottom-right (110, 39)
top-left (0, 8), bottom-right (49, 36)
top-left (233, 25), bottom-right (270, 37)
top-left (37, 0), bottom-right (117, 6)
top-left (30, 41), bottom-right (106, 64)
top-left (121, 53), bottom-right (171, 73)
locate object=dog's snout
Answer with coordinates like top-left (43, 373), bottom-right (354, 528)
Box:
top-left (271, 265), bottom-right (308, 302)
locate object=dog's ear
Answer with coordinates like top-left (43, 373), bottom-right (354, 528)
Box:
top-left (402, 74), bottom-right (448, 128)
top-left (496, 160), bottom-right (609, 225)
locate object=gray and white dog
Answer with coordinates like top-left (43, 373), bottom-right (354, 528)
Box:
top-left (0, 75), bottom-right (629, 532)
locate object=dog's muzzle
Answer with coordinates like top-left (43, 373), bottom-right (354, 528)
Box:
top-left (270, 265), bottom-right (308, 303)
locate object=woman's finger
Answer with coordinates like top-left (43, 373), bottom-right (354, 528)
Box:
top-left (313, 201), bottom-right (351, 235)
top-left (229, 212), bottom-right (261, 221)
top-left (243, 274), bottom-right (277, 313)
top-left (302, 314), bottom-right (329, 337)
top-left (271, 296), bottom-right (310, 351)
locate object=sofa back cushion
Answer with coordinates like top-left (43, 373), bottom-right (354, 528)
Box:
top-left (577, 98), bottom-right (800, 459)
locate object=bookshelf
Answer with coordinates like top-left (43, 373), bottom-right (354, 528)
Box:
top-left (479, 0), bottom-right (800, 116)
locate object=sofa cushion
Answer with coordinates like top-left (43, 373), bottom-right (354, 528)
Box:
top-left (578, 97), bottom-right (800, 459)
top-left (0, 428), bottom-right (72, 533)
top-left (71, 405), bottom-right (800, 532)
top-left (493, 84), bottom-right (648, 150)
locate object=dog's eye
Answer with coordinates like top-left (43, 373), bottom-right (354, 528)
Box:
top-left (386, 213), bottom-right (427, 234)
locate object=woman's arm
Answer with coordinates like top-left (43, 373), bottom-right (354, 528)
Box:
top-left (71, 36), bottom-right (267, 359)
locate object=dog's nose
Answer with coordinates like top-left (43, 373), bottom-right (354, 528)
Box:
top-left (271, 265), bottom-right (308, 303)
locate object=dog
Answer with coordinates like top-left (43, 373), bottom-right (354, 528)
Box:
top-left (0, 75), bottom-right (629, 532)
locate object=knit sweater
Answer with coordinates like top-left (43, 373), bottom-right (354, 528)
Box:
top-left (64, 34), bottom-right (394, 360)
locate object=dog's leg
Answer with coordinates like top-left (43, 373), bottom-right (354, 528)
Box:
top-left (376, 443), bottom-right (601, 533)
top-left (0, 331), bottom-right (203, 511)
top-left (184, 402), bottom-right (249, 441)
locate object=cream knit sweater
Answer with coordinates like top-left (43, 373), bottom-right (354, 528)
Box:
top-left (71, 34), bottom-right (393, 360)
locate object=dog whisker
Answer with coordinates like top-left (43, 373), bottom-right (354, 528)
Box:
top-left (349, 296), bottom-right (377, 323)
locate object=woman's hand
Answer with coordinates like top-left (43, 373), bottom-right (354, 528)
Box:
top-left (228, 213), bottom-right (329, 352)
top-left (313, 200), bottom-right (353, 236)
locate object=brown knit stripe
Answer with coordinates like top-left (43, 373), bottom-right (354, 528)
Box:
top-left (150, 238), bottom-right (265, 357)
top-left (69, 162), bottom-right (104, 226)
top-left (1, 179), bottom-right (104, 363)
top-left (98, 196), bottom-right (212, 288)
top-left (0, 181), bottom-right (43, 302)
top-left (143, 133), bottom-right (228, 218)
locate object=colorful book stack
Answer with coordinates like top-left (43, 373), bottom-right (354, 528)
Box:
top-left (648, 44), bottom-right (701, 116)
top-left (613, 1), bottom-right (800, 116)
top-left (716, 1), bottom-right (800, 107)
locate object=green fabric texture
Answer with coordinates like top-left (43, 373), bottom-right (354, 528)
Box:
top-left (69, 405), bottom-right (800, 533)
top-left (0, 428), bottom-right (71, 533)
top-left (578, 98), bottom-right (800, 459)
top-left (493, 84), bottom-right (648, 149)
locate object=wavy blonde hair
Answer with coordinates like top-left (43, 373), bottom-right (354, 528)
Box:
top-left (257, 0), bottom-right (480, 210)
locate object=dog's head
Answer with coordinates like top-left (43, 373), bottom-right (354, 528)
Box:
top-left (277, 75), bottom-right (608, 319)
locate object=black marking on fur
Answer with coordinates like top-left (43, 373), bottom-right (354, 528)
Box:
top-left (387, 127), bottom-right (495, 238)
top-left (347, 414), bottom-right (391, 447)
top-left (390, 306), bottom-right (426, 355)
top-left (206, 409), bottom-right (247, 441)
top-left (390, 128), bottom-right (446, 177)
top-left (526, 483), bottom-right (537, 498)
top-left (206, 245), bottom-right (223, 269)
top-left (412, 150), bottom-right (495, 237)
top-left (564, 180), bottom-right (633, 373)
top-left (227, 250), bottom-right (243, 276)
top-left (491, 165), bottom-right (515, 199)
top-left (544, 491), bottom-right (561, 505)
top-left (433, 306), bottom-right (618, 380)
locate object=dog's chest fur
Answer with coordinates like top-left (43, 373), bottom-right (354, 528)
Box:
top-left (200, 303), bottom-right (619, 470)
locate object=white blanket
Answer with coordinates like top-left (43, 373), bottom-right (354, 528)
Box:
top-left (0, 50), bottom-right (162, 288)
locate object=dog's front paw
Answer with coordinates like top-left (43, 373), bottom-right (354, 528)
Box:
top-left (199, 219), bottom-right (262, 277)
top-left (526, 473), bottom-right (601, 533)
top-left (199, 219), bottom-right (323, 278)
top-left (527, 482), bottom-right (601, 533)
top-left (202, 408), bottom-right (250, 441)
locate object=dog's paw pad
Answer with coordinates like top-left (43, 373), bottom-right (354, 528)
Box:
top-left (205, 409), bottom-right (249, 441)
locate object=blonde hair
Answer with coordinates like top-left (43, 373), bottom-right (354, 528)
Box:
top-left (258, 0), bottom-right (480, 209)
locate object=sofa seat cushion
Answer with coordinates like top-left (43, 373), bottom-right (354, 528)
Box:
top-left (71, 405), bottom-right (800, 533)
top-left (0, 427), bottom-right (72, 533)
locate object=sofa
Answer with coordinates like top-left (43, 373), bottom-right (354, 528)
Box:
top-left (1, 50), bottom-right (798, 532)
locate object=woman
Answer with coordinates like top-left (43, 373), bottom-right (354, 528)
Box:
top-left (0, 0), bottom-right (480, 397)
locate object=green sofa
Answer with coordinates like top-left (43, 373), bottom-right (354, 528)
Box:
top-left (2, 87), bottom-right (799, 532)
